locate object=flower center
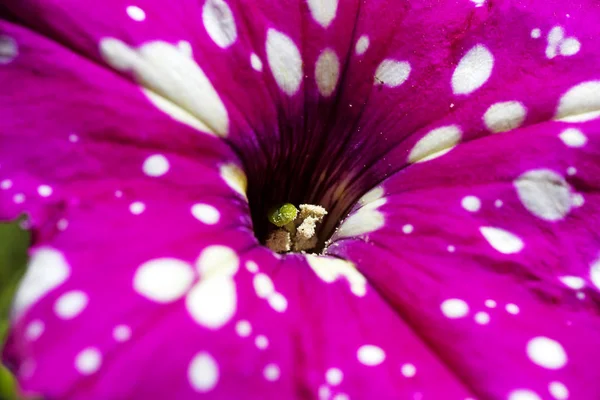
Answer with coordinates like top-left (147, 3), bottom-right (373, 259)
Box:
top-left (265, 203), bottom-right (328, 253)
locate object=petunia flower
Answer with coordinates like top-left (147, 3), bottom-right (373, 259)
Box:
top-left (2, 0), bottom-right (600, 399)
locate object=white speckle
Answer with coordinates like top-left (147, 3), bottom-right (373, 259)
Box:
top-left (440, 298), bottom-right (469, 318)
top-left (56, 218), bottom-right (68, 231)
top-left (589, 258), bottom-right (600, 291)
top-left (357, 345), bottom-right (385, 366)
top-left (1, 179), bottom-right (12, 190)
top-left (245, 261), bottom-right (259, 274)
top-left (576, 291), bottom-right (585, 300)
top-left (25, 320), bottom-right (45, 341)
top-left (508, 390), bottom-right (542, 400)
top-left (470, 0), bottom-right (485, 7)
top-left (202, 0), bottom-right (237, 48)
top-left (186, 276), bottom-right (237, 329)
top-left (408, 125), bottom-right (462, 163)
top-left (485, 299), bottom-right (496, 308)
top-left (374, 59), bottom-right (411, 87)
top-left (546, 26), bottom-right (565, 59)
top-left (401, 363), bottom-right (416, 377)
top-left (13, 247), bottom-right (70, 319)
top-left (526, 336), bottom-right (567, 370)
top-left (531, 28), bottom-right (541, 39)
top-left (572, 193), bottom-right (584, 208)
top-left (263, 363), bottom-right (280, 381)
top-left (195, 245), bottom-right (239, 278)
top-left (355, 35), bottom-right (369, 55)
top-left (319, 385), bottom-right (331, 400)
top-left (480, 226), bottom-right (524, 254)
top-left (0, 35), bottom-right (18, 64)
top-left (483, 101), bottom-right (527, 133)
top-left (559, 128), bottom-right (587, 148)
top-left (115, 190), bottom-right (123, 198)
top-left (255, 335), bottom-right (269, 349)
top-left (307, 0), bottom-right (338, 28)
top-left (188, 352), bottom-right (219, 392)
top-left (220, 163), bottom-right (247, 199)
top-left (191, 203), bottom-right (220, 225)
top-left (447, 245), bottom-right (456, 253)
top-left (126, 5), bottom-right (146, 21)
top-left (461, 195), bottom-right (481, 212)
top-left (555, 81), bottom-right (600, 122)
top-left (315, 48), bottom-right (340, 97)
top-left (451, 44), bottom-right (494, 95)
top-left (133, 258), bottom-right (194, 303)
top-left (54, 290), bottom-right (88, 319)
top-left (235, 320), bottom-right (251, 337)
top-left (13, 193), bottom-right (25, 204)
top-left (325, 367), bottom-right (343, 385)
top-left (566, 167), bottom-right (577, 176)
top-left (305, 255), bottom-right (367, 297)
top-left (37, 185), bottom-right (52, 197)
top-left (129, 201), bottom-right (146, 215)
top-left (253, 273), bottom-right (275, 299)
top-left (99, 38), bottom-right (229, 136)
top-left (336, 201), bottom-right (385, 238)
top-left (559, 38), bottom-right (580, 57)
top-left (402, 224), bottom-right (414, 234)
top-left (75, 347), bottom-right (102, 375)
top-left (505, 303), bottom-right (520, 314)
top-left (474, 311), bottom-right (490, 325)
top-left (68, 134), bottom-right (79, 143)
top-left (333, 394), bottom-right (349, 400)
top-left (250, 53), bottom-right (263, 71)
top-left (142, 154), bottom-right (170, 177)
top-left (266, 29), bottom-right (303, 96)
top-left (268, 292), bottom-right (288, 312)
top-left (559, 276), bottom-right (585, 290)
top-left (494, 199), bottom-right (503, 208)
top-left (113, 324), bottom-right (132, 342)
top-left (549, 381), bottom-right (569, 400)
top-left (514, 169), bottom-right (572, 221)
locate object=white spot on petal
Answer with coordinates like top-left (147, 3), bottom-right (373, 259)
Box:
top-left (483, 101), bottom-right (527, 133)
top-left (220, 163), bottom-right (247, 199)
top-left (485, 299), bottom-right (496, 308)
top-left (13, 247), bottom-right (70, 319)
top-left (480, 226), bottom-right (524, 254)
top-left (245, 260), bottom-right (259, 274)
top-left (253, 273), bottom-right (274, 298)
top-left (508, 390), bottom-right (542, 400)
top-left (474, 311), bottom-right (490, 325)
top-left (0, 179), bottom-right (12, 190)
top-left (235, 320), bottom-right (251, 337)
top-left (263, 363), bottom-right (280, 381)
top-left (401, 363), bottom-right (416, 378)
top-left (37, 185), bottom-right (52, 197)
top-left (374, 59), bottom-right (411, 87)
top-left (75, 347), bottom-right (102, 375)
top-left (142, 154), bottom-right (170, 177)
top-left (0, 35), bottom-right (18, 64)
top-left (408, 125), bottom-right (462, 163)
top-left (191, 203), bottom-right (220, 225)
top-left (266, 29), bottom-right (303, 96)
top-left (133, 258), bottom-right (194, 303)
top-left (526, 336), bottom-right (567, 370)
top-left (54, 290), bottom-right (88, 319)
top-left (307, 0), bottom-right (338, 28)
top-left (25, 320), bottom-right (45, 341)
top-left (590, 258), bottom-right (600, 291)
top-left (402, 224), bottom-right (414, 234)
top-left (440, 298), bottom-right (469, 318)
top-left (506, 303), bottom-right (520, 314)
top-left (549, 381), bottom-right (569, 400)
top-left (336, 205), bottom-right (385, 238)
top-left (555, 81), bottom-right (600, 122)
top-left (559, 128), bottom-right (587, 148)
top-left (186, 276), bottom-right (236, 329)
top-left (357, 345), bottom-right (385, 366)
top-left (355, 35), bottom-right (369, 55)
top-left (188, 352), bottom-right (219, 392)
top-left (126, 5), bottom-right (146, 21)
top-left (129, 201), bottom-right (146, 215)
top-left (559, 276), bottom-right (585, 290)
top-left (113, 324), bottom-right (132, 342)
top-left (202, 0), bottom-right (237, 48)
top-left (306, 255), bottom-right (366, 297)
top-left (315, 48), bottom-right (340, 97)
top-left (196, 245), bottom-right (239, 277)
top-left (451, 44), bottom-right (494, 95)
top-left (13, 193), bottom-right (25, 204)
top-left (461, 195), bottom-right (481, 212)
top-left (268, 292), bottom-right (288, 312)
top-left (559, 38), bottom-right (580, 57)
top-left (326, 368), bottom-right (343, 385)
top-left (250, 53), bottom-right (263, 71)
top-left (514, 169), bottom-right (571, 221)
top-left (255, 335), bottom-right (269, 349)
top-left (531, 28), bottom-right (541, 39)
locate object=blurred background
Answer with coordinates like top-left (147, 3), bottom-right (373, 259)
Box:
top-left (0, 217), bottom-right (31, 399)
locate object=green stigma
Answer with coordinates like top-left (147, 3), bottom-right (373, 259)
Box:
top-left (268, 203), bottom-right (298, 227)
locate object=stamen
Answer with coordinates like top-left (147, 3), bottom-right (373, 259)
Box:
top-left (266, 204), bottom-right (328, 253)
